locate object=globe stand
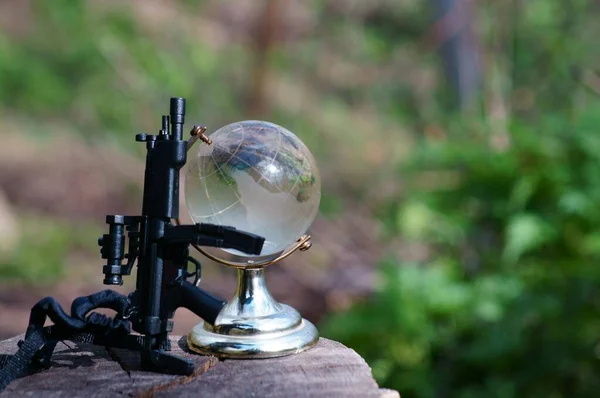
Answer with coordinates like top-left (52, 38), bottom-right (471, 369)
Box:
top-left (186, 235), bottom-right (319, 358)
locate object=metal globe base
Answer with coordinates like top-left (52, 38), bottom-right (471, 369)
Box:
top-left (187, 268), bottom-right (319, 358)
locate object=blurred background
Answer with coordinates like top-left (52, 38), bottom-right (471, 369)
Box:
top-left (1, 0), bottom-right (599, 396)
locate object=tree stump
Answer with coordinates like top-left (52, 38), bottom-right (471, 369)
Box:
top-left (0, 334), bottom-right (399, 397)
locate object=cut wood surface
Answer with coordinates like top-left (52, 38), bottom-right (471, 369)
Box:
top-left (0, 335), bottom-right (399, 397)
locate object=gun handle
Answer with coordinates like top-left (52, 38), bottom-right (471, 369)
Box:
top-left (178, 281), bottom-right (226, 325)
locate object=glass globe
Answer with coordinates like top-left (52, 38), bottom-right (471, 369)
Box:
top-left (185, 120), bottom-right (321, 260)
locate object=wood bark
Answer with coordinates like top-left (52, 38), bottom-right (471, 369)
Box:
top-left (0, 334), bottom-right (399, 397)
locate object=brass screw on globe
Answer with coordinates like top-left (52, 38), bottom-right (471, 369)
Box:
top-left (189, 125), bottom-right (211, 148)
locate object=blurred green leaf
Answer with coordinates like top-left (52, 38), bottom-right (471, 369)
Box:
top-left (508, 176), bottom-right (538, 211)
top-left (397, 201), bottom-right (435, 240)
top-left (558, 191), bottom-right (593, 216)
top-left (503, 214), bottom-right (556, 264)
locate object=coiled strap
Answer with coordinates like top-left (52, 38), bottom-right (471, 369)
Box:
top-left (0, 290), bottom-right (132, 392)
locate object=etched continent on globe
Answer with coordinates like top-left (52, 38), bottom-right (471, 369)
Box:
top-left (185, 121), bottom-right (321, 259)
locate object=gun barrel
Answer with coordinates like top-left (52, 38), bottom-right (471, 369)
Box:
top-left (170, 97), bottom-right (186, 141)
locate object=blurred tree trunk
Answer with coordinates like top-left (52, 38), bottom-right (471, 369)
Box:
top-left (429, 0), bottom-right (481, 111)
top-left (247, 0), bottom-right (281, 118)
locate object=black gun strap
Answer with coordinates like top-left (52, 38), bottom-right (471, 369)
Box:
top-left (0, 327), bottom-right (46, 391)
top-left (0, 290), bottom-right (136, 393)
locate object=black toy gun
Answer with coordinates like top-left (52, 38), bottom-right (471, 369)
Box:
top-left (98, 97), bottom-right (265, 372)
top-left (0, 98), bottom-right (265, 390)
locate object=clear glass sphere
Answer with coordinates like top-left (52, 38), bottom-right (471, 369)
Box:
top-left (185, 120), bottom-right (321, 259)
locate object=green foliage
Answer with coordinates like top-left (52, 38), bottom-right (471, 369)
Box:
top-left (0, 0), bottom-right (245, 145)
top-left (0, 216), bottom-right (101, 284)
top-left (323, 106), bottom-right (600, 397)
top-left (321, 3), bottom-right (600, 391)
top-left (323, 259), bottom-right (523, 397)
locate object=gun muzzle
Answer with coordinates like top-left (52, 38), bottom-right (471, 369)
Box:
top-left (170, 97), bottom-right (186, 141)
